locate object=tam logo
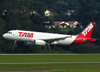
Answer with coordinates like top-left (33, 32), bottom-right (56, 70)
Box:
top-left (82, 23), bottom-right (93, 36)
top-left (19, 32), bottom-right (34, 38)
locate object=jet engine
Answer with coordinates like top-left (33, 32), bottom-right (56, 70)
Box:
top-left (25, 40), bottom-right (46, 46)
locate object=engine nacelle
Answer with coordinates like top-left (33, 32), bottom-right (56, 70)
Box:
top-left (25, 40), bottom-right (46, 46)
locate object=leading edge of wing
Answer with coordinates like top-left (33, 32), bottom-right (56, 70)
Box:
top-left (43, 36), bottom-right (71, 43)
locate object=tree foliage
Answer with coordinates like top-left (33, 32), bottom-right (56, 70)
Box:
top-left (0, 0), bottom-right (100, 53)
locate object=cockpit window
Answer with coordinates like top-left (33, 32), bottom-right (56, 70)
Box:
top-left (8, 32), bottom-right (12, 34)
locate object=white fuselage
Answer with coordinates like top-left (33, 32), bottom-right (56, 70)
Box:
top-left (3, 30), bottom-right (77, 45)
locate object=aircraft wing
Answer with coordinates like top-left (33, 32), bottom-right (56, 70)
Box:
top-left (43, 36), bottom-right (71, 43)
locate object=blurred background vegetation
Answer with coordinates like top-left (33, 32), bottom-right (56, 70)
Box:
top-left (0, 0), bottom-right (100, 53)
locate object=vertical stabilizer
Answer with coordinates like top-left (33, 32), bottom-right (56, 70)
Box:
top-left (78, 22), bottom-right (95, 38)
top-left (72, 22), bottom-right (95, 45)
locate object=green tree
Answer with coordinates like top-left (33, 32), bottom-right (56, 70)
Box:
top-left (77, 0), bottom-right (96, 26)
top-left (55, 0), bottom-right (68, 14)
top-left (71, 43), bottom-right (96, 53)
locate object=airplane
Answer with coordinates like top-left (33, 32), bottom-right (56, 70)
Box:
top-left (2, 22), bottom-right (95, 47)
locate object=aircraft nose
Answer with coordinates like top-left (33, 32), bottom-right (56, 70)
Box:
top-left (2, 34), bottom-right (8, 39)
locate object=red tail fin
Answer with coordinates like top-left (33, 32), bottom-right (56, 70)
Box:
top-left (78, 22), bottom-right (95, 38)
top-left (72, 22), bottom-right (95, 45)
